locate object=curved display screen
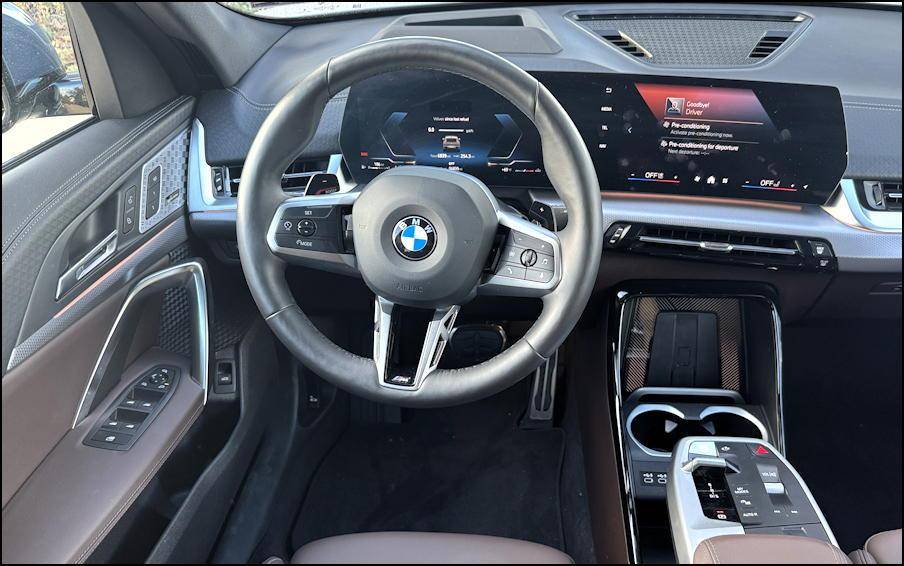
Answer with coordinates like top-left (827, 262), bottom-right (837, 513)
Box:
top-left (340, 70), bottom-right (848, 205)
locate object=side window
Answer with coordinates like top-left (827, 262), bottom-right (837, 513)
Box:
top-left (2, 2), bottom-right (92, 164)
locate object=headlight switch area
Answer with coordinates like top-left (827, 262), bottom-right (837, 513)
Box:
top-left (83, 366), bottom-right (180, 451)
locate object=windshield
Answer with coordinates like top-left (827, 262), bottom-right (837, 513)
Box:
top-left (220, 2), bottom-right (459, 20)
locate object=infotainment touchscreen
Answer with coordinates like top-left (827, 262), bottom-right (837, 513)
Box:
top-left (340, 70), bottom-right (848, 204)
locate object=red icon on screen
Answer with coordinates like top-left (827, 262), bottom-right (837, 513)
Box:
top-left (755, 445), bottom-right (770, 456)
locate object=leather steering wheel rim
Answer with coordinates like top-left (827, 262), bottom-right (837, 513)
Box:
top-left (237, 37), bottom-right (602, 407)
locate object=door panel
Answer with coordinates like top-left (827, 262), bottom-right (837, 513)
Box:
top-left (1, 94), bottom-right (209, 563)
top-left (2, 96), bottom-right (194, 369)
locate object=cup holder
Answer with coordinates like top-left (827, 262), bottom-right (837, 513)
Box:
top-left (627, 404), bottom-right (767, 457)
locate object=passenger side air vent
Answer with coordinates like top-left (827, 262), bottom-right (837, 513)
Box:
top-left (210, 157), bottom-right (333, 198)
top-left (749, 31), bottom-right (793, 58)
top-left (571, 12), bottom-right (807, 67)
top-left (596, 30), bottom-right (651, 58)
top-left (862, 180), bottom-right (903, 212)
top-left (604, 223), bottom-right (836, 272)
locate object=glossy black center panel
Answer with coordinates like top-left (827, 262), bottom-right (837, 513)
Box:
top-left (341, 70), bottom-right (848, 205)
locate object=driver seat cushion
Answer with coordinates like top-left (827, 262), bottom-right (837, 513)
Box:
top-left (290, 532), bottom-right (574, 564)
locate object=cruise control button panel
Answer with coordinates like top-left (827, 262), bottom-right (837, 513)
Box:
top-left (273, 205), bottom-right (349, 255)
top-left (83, 365), bottom-right (180, 451)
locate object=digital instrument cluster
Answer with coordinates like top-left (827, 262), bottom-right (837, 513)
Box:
top-left (340, 70), bottom-right (847, 205)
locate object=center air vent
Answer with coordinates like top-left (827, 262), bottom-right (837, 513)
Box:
top-left (596, 29), bottom-right (651, 58)
top-left (604, 222), bottom-right (836, 272)
top-left (571, 12), bottom-right (807, 67)
top-left (749, 31), bottom-right (793, 58)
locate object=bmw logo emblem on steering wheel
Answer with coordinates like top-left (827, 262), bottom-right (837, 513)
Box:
top-left (392, 215), bottom-right (437, 260)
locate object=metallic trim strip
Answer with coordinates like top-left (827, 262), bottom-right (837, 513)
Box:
top-left (188, 119), bottom-right (355, 214)
top-left (71, 261), bottom-right (209, 428)
top-left (625, 403), bottom-right (769, 459)
top-left (637, 235), bottom-right (799, 256)
top-left (824, 179), bottom-right (902, 233)
top-left (6, 219), bottom-right (188, 371)
top-left (625, 387), bottom-right (745, 407)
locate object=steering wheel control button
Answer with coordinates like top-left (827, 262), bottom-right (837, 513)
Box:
top-left (520, 249), bottom-right (538, 267)
top-left (535, 252), bottom-right (554, 271)
top-left (525, 268), bottom-right (554, 283)
top-left (275, 235), bottom-right (338, 253)
top-left (392, 215), bottom-right (437, 260)
top-left (296, 205), bottom-right (333, 218)
top-left (297, 219), bottom-right (317, 237)
top-left (512, 231), bottom-right (553, 255)
top-left (497, 264), bottom-right (527, 279)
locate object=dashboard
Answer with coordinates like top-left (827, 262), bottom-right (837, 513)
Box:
top-left (341, 71), bottom-right (848, 205)
top-left (189, 3), bottom-right (901, 276)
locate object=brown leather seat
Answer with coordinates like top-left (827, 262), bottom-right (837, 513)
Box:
top-left (850, 529), bottom-right (903, 564)
top-left (693, 534), bottom-right (851, 564)
top-left (290, 532), bottom-right (574, 564)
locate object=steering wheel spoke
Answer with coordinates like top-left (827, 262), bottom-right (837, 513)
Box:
top-left (479, 209), bottom-right (562, 298)
top-left (266, 191), bottom-right (360, 275)
top-left (373, 297), bottom-right (460, 390)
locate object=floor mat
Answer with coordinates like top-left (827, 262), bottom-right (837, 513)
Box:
top-left (782, 320), bottom-right (902, 552)
top-left (291, 383), bottom-right (567, 551)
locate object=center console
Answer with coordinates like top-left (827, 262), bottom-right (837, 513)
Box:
top-left (668, 437), bottom-right (837, 564)
top-left (610, 290), bottom-right (839, 563)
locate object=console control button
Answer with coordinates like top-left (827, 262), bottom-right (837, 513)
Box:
top-left (809, 240), bottom-right (834, 258)
top-left (739, 509), bottom-right (763, 525)
top-left (689, 441), bottom-right (719, 457)
top-left (749, 443), bottom-right (776, 458)
top-left (756, 463), bottom-right (782, 483)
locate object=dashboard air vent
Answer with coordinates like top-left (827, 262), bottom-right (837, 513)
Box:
top-left (571, 12), bottom-right (806, 67)
top-left (597, 29), bottom-right (651, 58)
top-left (603, 222), bottom-right (834, 271)
top-left (749, 31), bottom-right (793, 58)
top-left (863, 181), bottom-right (903, 211)
top-left (213, 157), bottom-right (332, 197)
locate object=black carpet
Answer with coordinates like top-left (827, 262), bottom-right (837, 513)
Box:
top-left (291, 383), bottom-right (567, 552)
top-left (782, 320), bottom-right (902, 552)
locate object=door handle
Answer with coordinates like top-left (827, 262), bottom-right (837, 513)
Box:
top-left (56, 231), bottom-right (118, 299)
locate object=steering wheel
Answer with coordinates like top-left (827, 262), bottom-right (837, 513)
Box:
top-left (237, 37), bottom-right (602, 407)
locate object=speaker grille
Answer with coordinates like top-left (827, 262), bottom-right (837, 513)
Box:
top-left (573, 14), bottom-right (805, 67)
